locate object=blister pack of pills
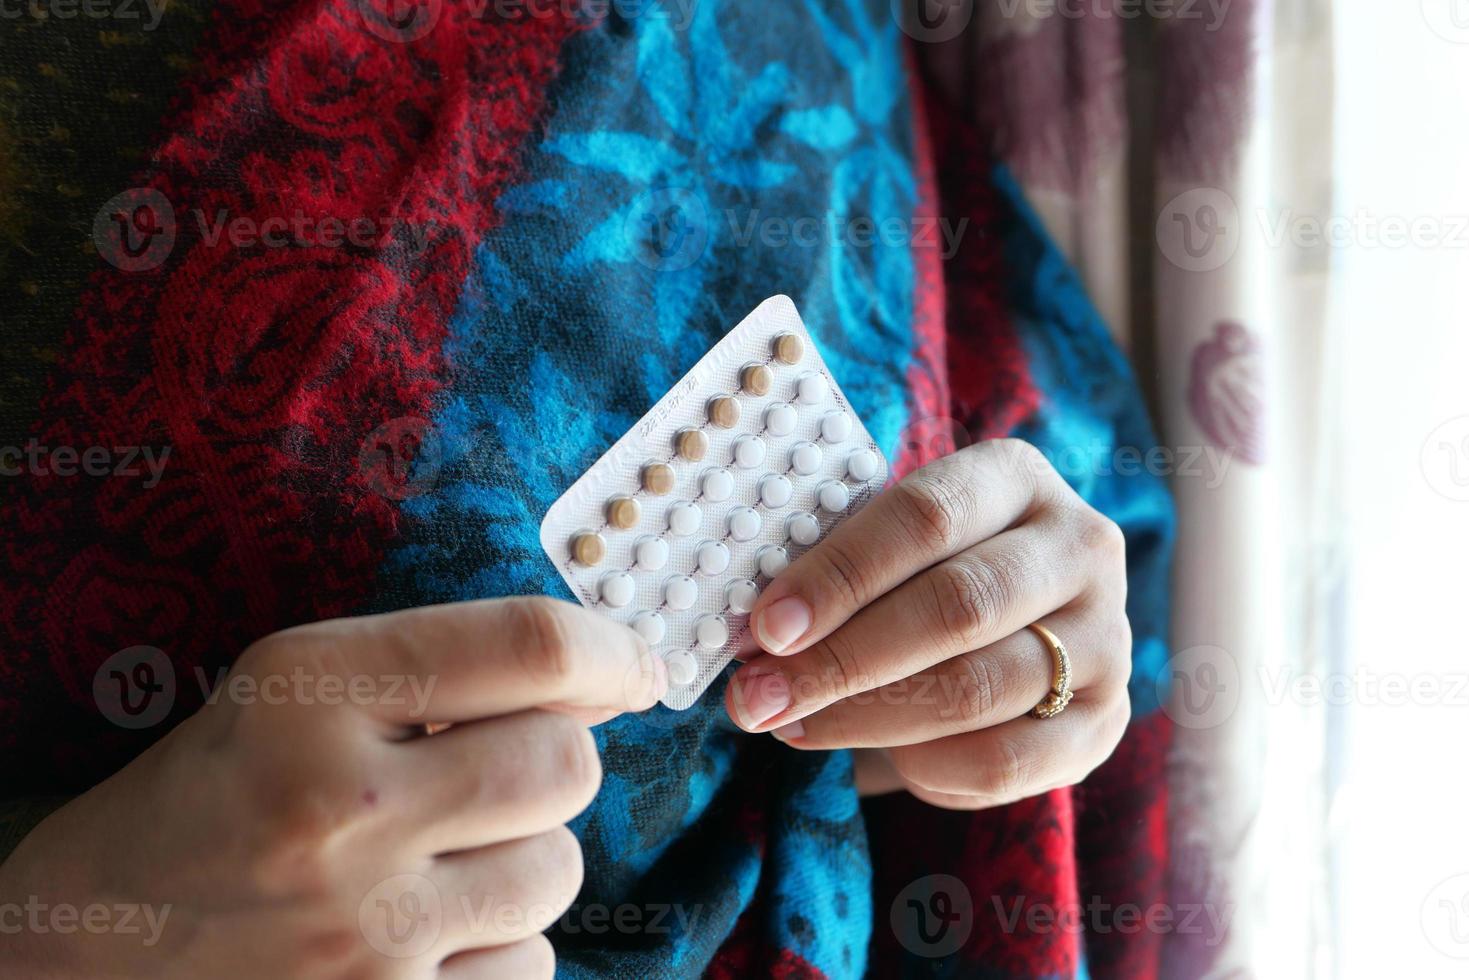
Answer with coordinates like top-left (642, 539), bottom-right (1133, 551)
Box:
top-left (539, 295), bottom-right (890, 709)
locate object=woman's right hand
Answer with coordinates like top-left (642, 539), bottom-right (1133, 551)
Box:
top-left (0, 597), bottom-right (666, 979)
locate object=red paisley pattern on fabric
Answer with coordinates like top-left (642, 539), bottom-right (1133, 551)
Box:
top-left (0, 0), bottom-right (583, 791)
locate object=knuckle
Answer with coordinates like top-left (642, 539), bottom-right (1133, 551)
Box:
top-left (893, 475), bottom-right (964, 552)
top-left (986, 736), bottom-right (1034, 803)
top-left (949, 653), bottom-right (1003, 727)
top-left (985, 437), bottom-right (1050, 489)
top-left (816, 539), bottom-right (872, 608)
top-left (518, 936), bottom-right (558, 980)
top-left (1081, 508), bottom-right (1127, 562)
top-left (507, 597), bottom-right (576, 690)
top-left (813, 631), bottom-right (867, 702)
top-left (537, 825), bottom-right (585, 904)
top-left (549, 718), bottom-right (603, 805)
top-left (928, 556), bottom-right (1013, 649)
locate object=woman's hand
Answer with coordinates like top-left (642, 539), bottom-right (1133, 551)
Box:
top-left (726, 439), bottom-right (1133, 810)
top-left (0, 598), bottom-right (666, 979)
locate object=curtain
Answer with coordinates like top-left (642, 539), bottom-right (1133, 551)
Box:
top-left (915, 1), bottom-right (1342, 974)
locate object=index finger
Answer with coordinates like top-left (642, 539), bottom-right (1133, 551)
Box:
top-left (749, 439), bottom-right (1060, 657)
top-left (251, 596), bottom-right (667, 726)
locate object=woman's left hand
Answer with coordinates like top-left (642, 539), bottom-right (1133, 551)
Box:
top-left (725, 438), bottom-right (1134, 810)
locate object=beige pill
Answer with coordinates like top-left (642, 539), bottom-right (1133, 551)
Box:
top-left (571, 532), bottom-right (606, 566)
top-left (773, 333), bottom-right (804, 365)
top-left (676, 427), bottom-right (709, 462)
top-left (708, 395), bottom-right (741, 429)
top-left (642, 462), bottom-right (676, 495)
top-left (741, 363), bottom-right (773, 397)
top-left (606, 496), bottom-right (641, 529)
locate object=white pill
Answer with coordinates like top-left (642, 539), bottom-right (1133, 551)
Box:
top-left (702, 467), bottom-right (735, 502)
top-left (726, 579), bottom-right (760, 614)
top-left (631, 610), bottom-right (667, 645)
top-left (696, 540), bottom-right (731, 576)
top-left (634, 534), bottom-right (669, 571)
top-left (728, 506), bottom-right (762, 542)
top-left (695, 614), bottom-right (729, 650)
top-left (600, 571), bottom-right (636, 608)
top-left (796, 372), bottom-right (828, 405)
top-left (758, 474), bottom-right (794, 509)
top-left (847, 449), bottom-right (879, 482)
top-left (788, 511), bottom-right (821, 546)
top-left (789, 441), bottom-right (822, 476)
top-left (664, 574), bottom-right (698, 610)
top-left (732, 434), bottom-right (766, 469)
top-left (765, 402), bottom-right (798, 437)
top-left (817, 480), bottom-right (850, 513)
top-left (820, 410), bottom-right (853, 444)
top-left (664, 649), bottom-right (698, 687)
top-left (667, 500), bottom-right (702, 536)
top-left (757, 544), bottom-right (790, 577)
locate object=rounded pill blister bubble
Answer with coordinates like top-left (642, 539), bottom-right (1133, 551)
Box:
top-left (702, 467), bottom-right (735, 502)
top-left (764, 402), bottom-right (798, 437)
top-left (817, 480), bottom-right (850, 513)
top-left (732, 434), bottom-right (766, 469)
top-left (820, 410), bottom-right (852, 444)
top-left (846, 448), bottom-right (879, 482)
top-left (634, 534), bottom-right (669, 571)
top-left (642, 462), bottom-right (676, 495)
top-left (708, 395), bottom-right (741, 429)
top-left (632, 610), bottom-right (666, 646)
top-left (756, 544), bottom-right (790, 577)
top-left (695, 614), bottom-right (730, 650)
top-left (664, 649), bottom-right (698, 687)
top-left (774, 333), bottom-right (805, 365)
top-left (667, 500), bottom-right (702, 536)
top-left (571, 531), bottom-right (606, 567)
top-left (758, 474), bottom-right (794, 508)
top-left (664, 574), bottom-right (698, 610)
top-left (728, 506), bottom-right (762, 542)
top-left (795, 372), bottom-right (828, 405)
top-left (789, 441), bottom-right (822, 476)
top-left (607, 496), bottom-right (641, 530)
top-left (787, 511), bottom-right (821, 546)
top-left (600, 571), bottom-right (635, 608)
top-left (741, 363), bottom-right (774, 396)
top-left (726, 579), bottom-right (760, 614)
top-left (676, 427), bottom-right (709, 462)
top-left (696, 540), bottom-right (732, 576)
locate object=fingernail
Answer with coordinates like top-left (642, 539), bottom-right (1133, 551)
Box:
top-left (755, 596), bottom-right (812, 655)
top-left (772, 719), bottom-right (805, 742)
top-left (734, 669), bottom-right (791, 728)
